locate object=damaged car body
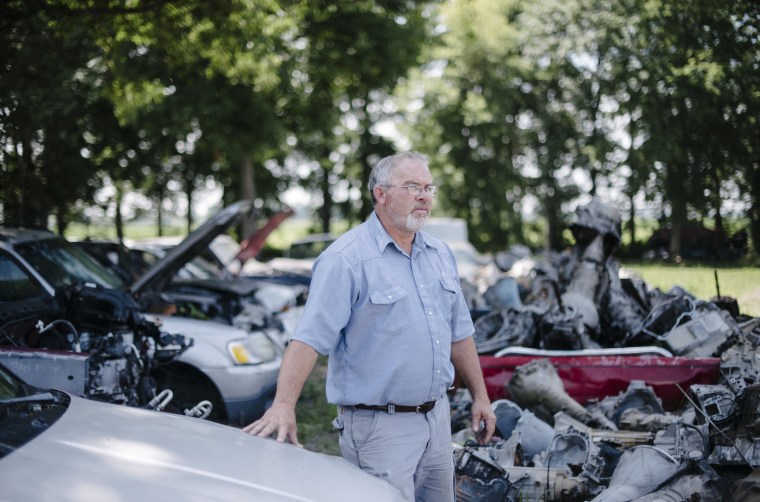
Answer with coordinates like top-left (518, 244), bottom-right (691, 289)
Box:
top-left (0, 260), bottom-right (193, 414)
top-left (0, 219), bottom-right (282, 426)
top-left (77, 202), bottom-right (307, 348)
top-left (451, 197), bottom-right (760, 500)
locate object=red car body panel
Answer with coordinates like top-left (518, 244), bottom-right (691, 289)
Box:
top-left (479, 355), bottom-right (721, 411)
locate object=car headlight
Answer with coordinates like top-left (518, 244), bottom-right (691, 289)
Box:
top-left (227, 332), bottom-right (278, 365)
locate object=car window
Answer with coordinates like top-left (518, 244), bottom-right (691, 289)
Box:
top-left (0, 252), bottom-right (46, 302)
top-left (288, 237), bottom-right (335, 259)
top-left (15, 238), bottom-right (124, 290)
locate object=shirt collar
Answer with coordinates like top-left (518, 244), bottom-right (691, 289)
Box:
top-left (369, 212), bottom-right (441, 255)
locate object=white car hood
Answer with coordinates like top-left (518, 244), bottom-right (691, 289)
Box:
top-left (0, 394), bottom-right (404, 502)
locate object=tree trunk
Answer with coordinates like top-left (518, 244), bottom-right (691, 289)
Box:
top-left (55, 204), bottom-right (67, 236)
top-left (543, 195), bottom-right (563, 251)
top-left (665, 164), bottom-right (687, 261)
top-left (238, 155), bottom-right (257, 239)
top-left (186, 178), bottom-right (194, 234)
top-left (359, 155), bottom-right (372, 223)
top-left (155, 183), bottom-right (165, 237)
top-left (115, 184), bottom-right (125, 243)
top-left (627, 192), bottom-right (636, 245)
top-left (750, 164), bottom-right (760, 255)
top-left (709, 167), bottom-right (724, 235)
top-left (319, 163), bottom-right (332, 234)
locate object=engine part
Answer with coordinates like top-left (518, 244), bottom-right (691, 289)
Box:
top-left (537, 428), bottom-right (608, 485)
top-left (664, 308), bottom-right (740, 357)
top-left (720, 332), bottom-right (760, 398)
top-left (653, 423), bottom-right (709, 461)
top-left (453, 444), bottom-right (588, 502)
top-left (632, 471), bottom-right (722, 501)
top-left (508, 358), bottom-right (616, 429)
top-left (509, 408), bottom-right (554, 460)
top-left (589, 446), bottom-right (679, 502)
top-left (554, 412), bottom-right (655, 450)
top-left (0, 283), bottom-right (192, 410)
top-left (453, 444), bottom-right (505, 480)
top-left (483, 277), bottom-right (523, 310)
top-left (539, 304), bottom-right (593, 351)
top-left (617, 408), bottom-right (682, 432)
top-left (561, 233), bottom-right (605, 331)
top-left (503, 465), bottom-right (587, 501)
top-left (732, 467), bottom-right (760, 500)
top-left (690, 384), bottom-right (737, 428)
top-left (454, 475), bottom-right (510, 502)
top-left (473, 307), bottom-right (538, 354)
top-left (599, 380), bottom-right (665, 426)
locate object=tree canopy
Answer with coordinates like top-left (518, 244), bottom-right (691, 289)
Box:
top-left (1, 0), bottom-right (758, 257)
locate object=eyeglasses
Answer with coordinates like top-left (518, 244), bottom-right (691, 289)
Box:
top-left (384, 184), bottom-right (439, 196)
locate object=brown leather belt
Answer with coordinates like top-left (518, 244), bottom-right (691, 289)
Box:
top-left (351, 400), bottom-right (436, 414)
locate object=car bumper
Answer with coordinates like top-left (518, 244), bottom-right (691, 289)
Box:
top-left (203, 360), bottom-right (280, 425)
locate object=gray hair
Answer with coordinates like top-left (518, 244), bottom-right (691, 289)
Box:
top-left (368, 151), bottom-right (429, 205)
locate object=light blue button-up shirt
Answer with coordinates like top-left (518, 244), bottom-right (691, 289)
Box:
top-left (292, 212), bottom-right (475, 406)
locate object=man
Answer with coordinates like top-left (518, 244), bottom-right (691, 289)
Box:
top-left (244, 151), bottom-right (495, 501)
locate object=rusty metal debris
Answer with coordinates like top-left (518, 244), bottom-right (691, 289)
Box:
top-left (453, 197), bottom-right (759, 499)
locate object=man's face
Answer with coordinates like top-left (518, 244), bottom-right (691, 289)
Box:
top-left (377, 158), bottom-right (434, 234)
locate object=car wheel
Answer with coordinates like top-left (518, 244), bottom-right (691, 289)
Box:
top-left (153, 363), bottom-right (226, 423)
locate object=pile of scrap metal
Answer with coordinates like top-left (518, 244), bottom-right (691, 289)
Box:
top-left (451, 323), bottom-right (760, 500)
top-left (470, 197), bottom-right (744, 358)
top-left (451, 197), bottom-right (760, 499)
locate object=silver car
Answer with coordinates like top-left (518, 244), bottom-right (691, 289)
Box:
top-left (0, 226), bottom-right (280, 426)
top-left (0, 362), bottom-right (405, 501)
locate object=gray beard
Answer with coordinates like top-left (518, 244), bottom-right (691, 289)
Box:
top-left (406, 213), bottom-right (428, 232)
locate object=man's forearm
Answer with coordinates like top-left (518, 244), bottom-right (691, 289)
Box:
top-left (450, 337), bottom-right (489, 401)
top-left (273, 340), bottom-right (319, 407)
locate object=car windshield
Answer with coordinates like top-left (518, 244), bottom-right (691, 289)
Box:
top-left (15, 238), bottom-right (125, 290)
top-left (0, 364), bottom-right (23, 400)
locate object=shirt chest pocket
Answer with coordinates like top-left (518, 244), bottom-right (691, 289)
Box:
top-left (439, 277), bottom-right (459, 321)
top-left (369, 286), bottom-right (411, 335)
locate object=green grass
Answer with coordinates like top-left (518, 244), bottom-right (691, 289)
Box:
top-left (296, 356), bottom-right (341, 455)
top-left (622, 263), bottom-right (760, 317)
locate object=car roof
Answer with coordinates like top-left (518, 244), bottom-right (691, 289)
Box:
top-left (0, 227), bottom-right (58, 245)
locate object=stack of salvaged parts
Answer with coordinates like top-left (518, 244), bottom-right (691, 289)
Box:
top-left (452, 198), bottom-right (760, 500)
top-left (452, 323), bottom-right (760, 500)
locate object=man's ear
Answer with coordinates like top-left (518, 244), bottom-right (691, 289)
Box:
top-left (373, 185), bottom-right (386, 204)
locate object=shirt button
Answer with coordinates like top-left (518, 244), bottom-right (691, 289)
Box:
top-left (428, 311), bottom-right (433, 315)
top-left (436, 340), bottom-right (440, 344)
top-left (387, 295), bottom-right (392, 299)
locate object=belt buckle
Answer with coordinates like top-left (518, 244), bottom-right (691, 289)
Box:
top-left (415, 404), bottom-right (422, 413)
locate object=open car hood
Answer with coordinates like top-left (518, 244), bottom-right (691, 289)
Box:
top-left (130, 200), bottom-right (254, 297)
